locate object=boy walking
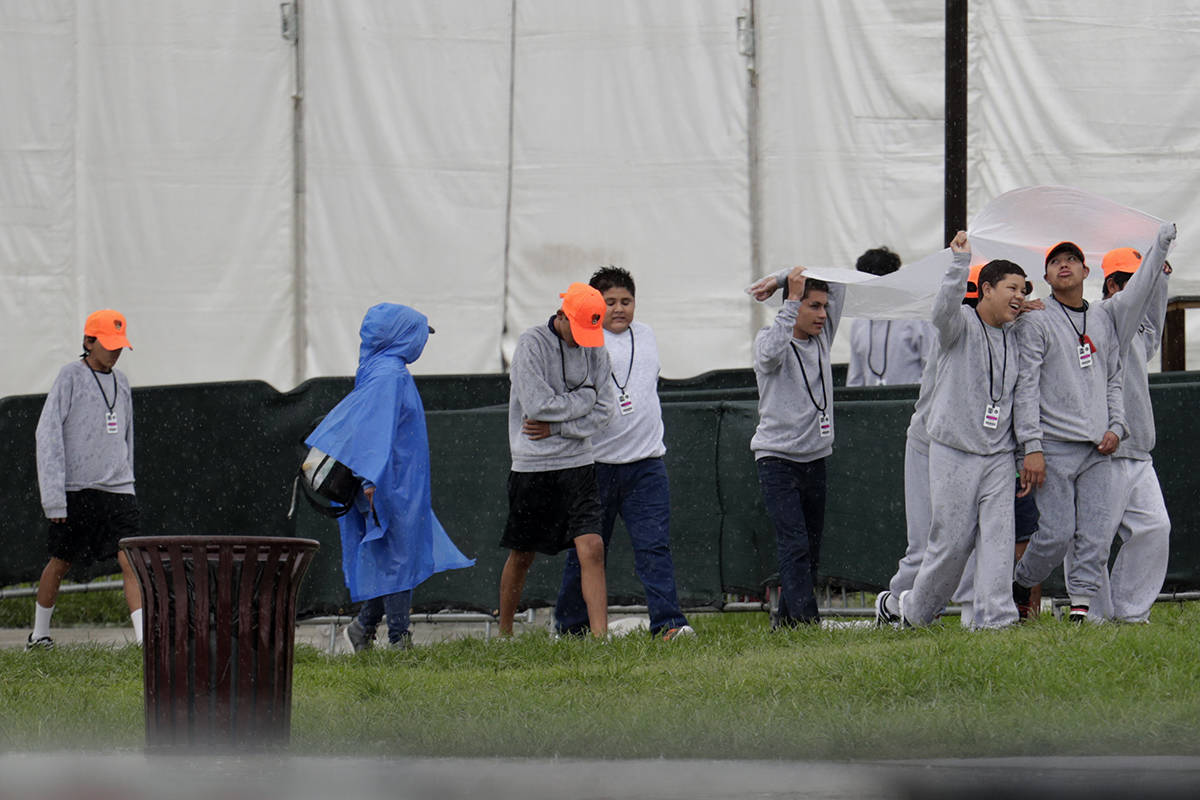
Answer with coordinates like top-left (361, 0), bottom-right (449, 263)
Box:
top-left (499, 283), bottom-right (616, 637)
top-left (887, 233), bottom-right (1026, 628)
top-left (31, 310), bottom-right (143, 649)
top-left (553, 267), bottom-right (693, 641)
top-left (1013, 241), bottom-right (1126, 622)
top-left (752, 267), bottom-right (845, 627)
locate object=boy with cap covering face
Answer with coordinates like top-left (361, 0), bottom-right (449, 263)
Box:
top-left (499, 283), bottom-right (617, 637)
top-left (30, 310), bottom-right (143, 649)
top-left (1064, 226), bottom-right (1176, 622)
top-left (1013, 238), bottom-right (1132, 622)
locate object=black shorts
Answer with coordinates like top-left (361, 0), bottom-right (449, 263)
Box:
top-left (47, 489), bottom-right (140, 567)
top-left (1014, 487), bottom-right (1039, 544)
top-left (500, 465), bottom-right (603, 555)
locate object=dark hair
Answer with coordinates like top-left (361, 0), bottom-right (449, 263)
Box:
top-left (589, 265), bottom-right (635, 296)
top-left (1103, 271), bottom-right (1133, 299)
top-left (855, 247), bottom-right (901, 276)
top-left (801, 277), bottom-right (830, 300)
top-left (978, 259), bottom-right (1026, 294)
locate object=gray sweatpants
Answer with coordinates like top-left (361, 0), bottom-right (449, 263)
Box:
top-left (1015, 439), bottom-right (1114, 599)
top-left (1065, 457), bottom-right (1170, 622)
top-left (905, 442), bottom-right (1017, 629)
top-left (890, 436), bottom-right (932, 597)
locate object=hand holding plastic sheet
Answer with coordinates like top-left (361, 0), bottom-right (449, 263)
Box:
top-left (755, 186), bottom-right (1172, 319)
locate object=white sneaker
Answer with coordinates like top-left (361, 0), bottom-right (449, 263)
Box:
top-left (897, 590), bottom-right (914, 629)
top-left (661, 624), bottom-right (696, 642)
top-left (874, 591), bottom-right (900, 627)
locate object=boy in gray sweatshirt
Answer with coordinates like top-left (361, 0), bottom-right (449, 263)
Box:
top-left (890, 233), bottom-right (1026, 628)
top-left (752, 267), bottom-right (846, 626)
top-left (1066, 225), bottom-right (1175, 622)
top-left (1013, 241), bottom-right (1126, 622)
top-left (498, 283), bottom-right (616, 637)
top-left (31, 310), bottom-right (143, 649)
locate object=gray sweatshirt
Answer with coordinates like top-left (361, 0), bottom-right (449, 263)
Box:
top-left (1013, 297), bottom-right (1125, 456)
top-left (905, 339), bottom-right (941, 446)
top-left (1099, 223), bottom-right (1174, 460)
top-left (36, 359), bottom-right (136, 518)
top-left (590, 321), bottom-right (667, 464)
top-left (751, 283), bottom-right (847, 463)
top-left (847, 318), bottom-right (935, 386)
top-left (924, 251), bottom-right (1019, 456)
top-left (508, 318), bottom-right (617, 472)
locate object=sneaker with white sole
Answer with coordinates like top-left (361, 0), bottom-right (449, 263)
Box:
top-left (874, 591), bottom-right (900, 627)
top-left (661, 625), bottom-right (696, 642)
top-left (25, 633), bottom-right (54, 651)
top-left (897, 590), bottom-right (914, 629)
top-left (343, 619), bottom-right (372, 653)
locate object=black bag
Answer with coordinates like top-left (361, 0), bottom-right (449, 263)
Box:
top-left (289, 446), bottom-right (361, 519)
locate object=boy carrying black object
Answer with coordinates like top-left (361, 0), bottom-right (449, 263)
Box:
top-left (499, 283), bottom-right (616, 637)
top-left (893, 233), bottom-right (1027, 629)
top-left (31, 310), bottom-right (144, 649)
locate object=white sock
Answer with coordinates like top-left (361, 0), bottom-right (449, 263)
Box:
top-left (131, 608), bottom-right (144, 644)
top-left (33, 603), bottom-right (54, 639)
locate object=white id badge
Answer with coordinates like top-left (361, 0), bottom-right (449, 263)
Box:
top-left (818, 413), bottom-right (832, 438)
top-left (875, 377), bottom-right (887, 386)
top-left (617, 392), bottom-right (635, 416)
top-left (983, 404), bottom-right (1000, 430)
top-left (105, 411), bottom-right (119, 435)
top-left (1077, 343), bottom-right (1093, 368)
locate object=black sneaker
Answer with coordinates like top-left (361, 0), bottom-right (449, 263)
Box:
top-left (874, 591), bottom-right (900, 627)
top-left (25, 633), bottom-right (54, 651)
top-left (1013, 582), bottom-right (1034, 621)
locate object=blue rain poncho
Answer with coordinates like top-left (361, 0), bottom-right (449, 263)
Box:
top-left (305, 303), bottom-right (474, 601)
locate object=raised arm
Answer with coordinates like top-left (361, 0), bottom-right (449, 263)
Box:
top-left (1106, 222), bottom-right (1176, 352)
top-left (931, 233), bottom-right (972, 349)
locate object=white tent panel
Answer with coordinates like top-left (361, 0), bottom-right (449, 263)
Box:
top-left (74, 1), bottom-right (294, 389)
top-left (504, 0), bottom-right (752, 378)
top-left (0, 2), bottom-right (79, 392)
top-left (304, 1), bottom-right (512, 378)
top-left (756, 0), bottom-right (947, 362)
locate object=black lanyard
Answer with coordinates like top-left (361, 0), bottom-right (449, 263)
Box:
top-left (1054, 296), bottom-right (1090, 346)
top-left (790, 339), bottom-right (828, 414)
top-left (87, 363), bottom-right (117, 413)
top-left (609, 327), bottom-right (634, 393)
top-left (866, 320), bottom-right (890, 380)
top-left (558, 337), bottom-right (588, 392)
top-left (974, 310), bottom-right (1007, 404)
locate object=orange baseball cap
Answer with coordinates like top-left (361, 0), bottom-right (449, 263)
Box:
top-left (84, 309), bottom-right (133, 350)
top-left (1101, 247), bottom-right (1142, 278)
top-left (1045, 241), bottom-right (1085, 268)
top-left (559, 283), bottom-right (606, 347)
top-left (964, 263), bottom-right (985, 300)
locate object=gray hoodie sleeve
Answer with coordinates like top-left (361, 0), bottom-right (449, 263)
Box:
top-left (1013, 315), bottom-right (1046, 455)
top-left (823, 282), bottom-right (848, 341)
top-left (931, 250), bottom-right (972, 350)
top-left (1142, 272), bottom-right (1170, 360)
top-left (1105, 222), bottom-right (1175, 355)
top-left (755, 300), bottom-right (801, 373)
top-left (1101, 314), bottom-right (1127, 441)
top-left (510, 333), bottom-right (598, 423)
top-left (35, 368), bottom-right (72, 518)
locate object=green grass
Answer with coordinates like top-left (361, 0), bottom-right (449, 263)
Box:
top-left (4, 605), bottom-right (1200, 759)
top-left (0, 577), bottom-right (131, 627)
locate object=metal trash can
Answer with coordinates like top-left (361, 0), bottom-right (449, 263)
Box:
top-left (119, 535), bottom-right (319, 749)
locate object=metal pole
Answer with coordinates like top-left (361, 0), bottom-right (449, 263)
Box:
top-left (498, 0), bottom-right (518, 369)
top-left (740, 1), bottom-right (765, 335)
top-left (944, 0), bottom-right (968, 245)
top-left (290, 0), bottom-right (308, 386)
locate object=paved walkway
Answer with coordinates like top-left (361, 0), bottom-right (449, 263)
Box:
top-left (1, 753), bottom-right (1199, 800)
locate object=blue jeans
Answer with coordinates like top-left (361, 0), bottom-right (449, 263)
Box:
top-left (356, 590), bottom-right (412, 644)
top-left (756, 457), bottom-right (826, 626)
top-left (554, 458), bottom-right (688, 635)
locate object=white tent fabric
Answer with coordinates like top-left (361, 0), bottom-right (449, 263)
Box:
top-left (503, 0), bottom-right (752, 378)
top-left (304, 1), bottom-right (512, 378)
top-left (2, 1), bottom-right (1199, 397)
